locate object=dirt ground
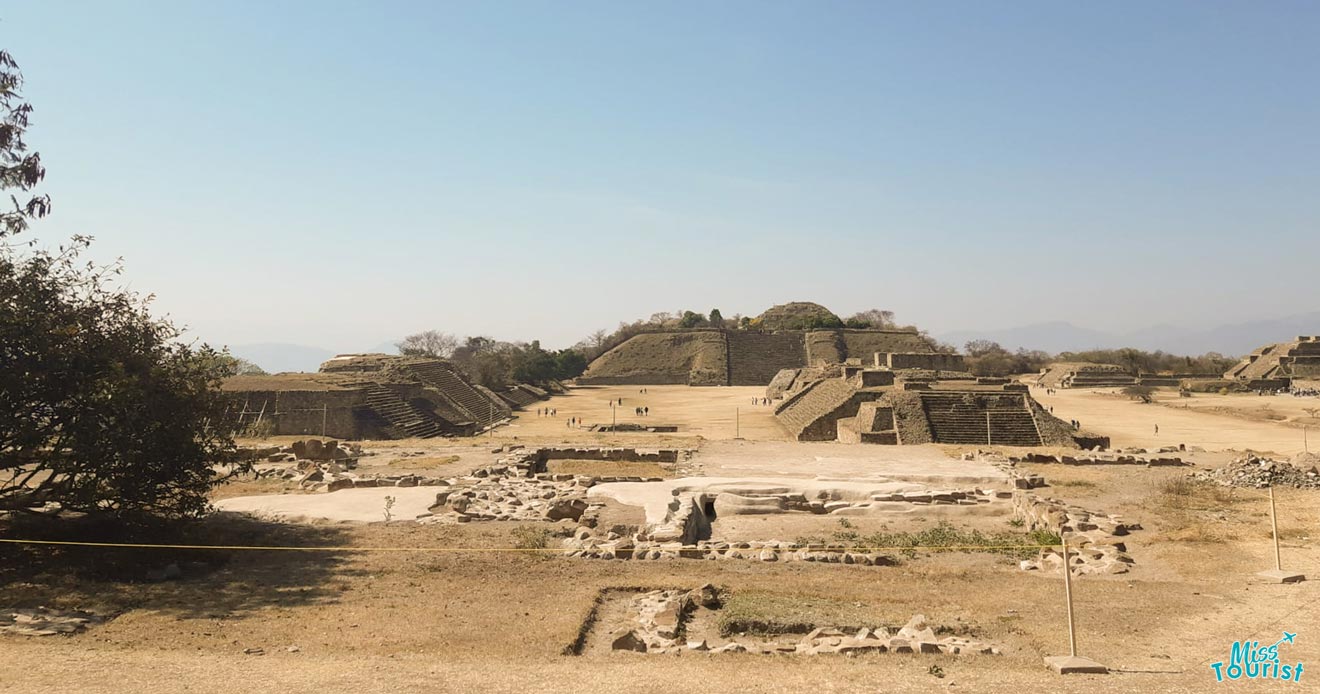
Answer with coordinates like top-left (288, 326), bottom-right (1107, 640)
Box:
top-left (500, 385), bottom-right (787, 442)
top-left (1033, 386), bottom-right (1315, 456)
top-left (3, 384), bottom-right (1319, 693)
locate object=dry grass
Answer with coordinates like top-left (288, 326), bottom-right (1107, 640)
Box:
top-left (386, 454), bottom-right (461, 469)
top-left (715, 591), bottom-right (887, 636)
top-left (545, 460), bottom-right (671, 478)
top-left (1148, 476), bottom-right (1246, 543)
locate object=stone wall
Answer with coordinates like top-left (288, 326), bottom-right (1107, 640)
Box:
top-left (776, 379), bottom-right (880, 441)
top-left (804, 331), bottom-right (844, 365)
top-left (726, 332), bottom-right (807, 386)
top-left (581, 328), bottom-right (942, 386)
top-left (228, 389), bottom-right (376, 440)
top-left (577, 331), bottom-right (728, 385)
top-left (881, 352), bottom-right (967, 371)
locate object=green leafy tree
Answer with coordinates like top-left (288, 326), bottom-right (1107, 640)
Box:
top-left (1, 51), bottom-right (51, 237)
top-left (0, 52), bottom-right (240, 518)
top-left (708, 308), bottom-right (724, 327)
top-left (678, 310), bottom-right (706, 329)
top-left (552, 349), bottom-right (588, 379)
top-left (1, 237), bottom-right (243, 517)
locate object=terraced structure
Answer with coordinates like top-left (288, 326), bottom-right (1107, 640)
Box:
top-left (223, 354), bottom-right (525, 439)
top-left (771, 366), bottom-right (1076, 447)
top-left (1225, 335), bottom-right (1320, 386)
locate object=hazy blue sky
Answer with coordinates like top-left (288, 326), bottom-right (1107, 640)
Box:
top-left (6, 2), bottom-right (1319, 352)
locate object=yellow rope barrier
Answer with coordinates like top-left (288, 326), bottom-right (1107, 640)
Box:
top-left (0, 537), bottom-right (1062, 553)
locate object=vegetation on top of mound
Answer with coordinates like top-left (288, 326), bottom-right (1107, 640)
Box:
top-left (752, 302), bottom-right (844, 331)
top-left (575, 305), bottom-right (926, 361)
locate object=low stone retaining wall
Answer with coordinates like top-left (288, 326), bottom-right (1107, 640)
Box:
top-left (563, 530), bottom-right (895, 565)
top-left (1008, 452), bottom-right (1188, 467)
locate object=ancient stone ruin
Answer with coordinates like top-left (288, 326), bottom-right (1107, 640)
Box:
top-left (222, 354), bottom-right (541, 439)
top-left (1224, 335), bottom-right (1320, 388)
top-left (1036, 362), bottom-right (1138, 389)
top-left (577, 302), bottom-right (949, 386)
top-left (572, 586), bottom-right (1000, 657)
top-left (769, 362), bottom-right (1081, 447)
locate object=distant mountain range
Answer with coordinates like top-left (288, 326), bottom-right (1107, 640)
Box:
top-left (937, 311), bottom-right (1320, 357)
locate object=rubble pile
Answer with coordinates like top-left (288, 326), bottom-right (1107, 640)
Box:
top-left (0, 607), bottom-right (105, 636)
top-left (1192, 454), bottom-right (1320, 490)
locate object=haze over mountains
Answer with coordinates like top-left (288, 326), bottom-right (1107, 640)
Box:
top-left (228, 311), bottom-right (1320, 374)
top-left (937, 311), bottom-right (1320, 356)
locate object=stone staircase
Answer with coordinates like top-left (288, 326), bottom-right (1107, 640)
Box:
top-left (726, 332), bottom-right (807, 386)
top-left (919, 392), bottom-right (1042, 446)
top-left (405, 361), bottom-right (508, 426)
top-left (500, 386), bottom-right (539, 408)
top-left (361, 383), bottom-right (445, 439)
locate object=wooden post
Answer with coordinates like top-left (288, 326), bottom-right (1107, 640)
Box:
top-left (1257, 484), bottom-right (1306, 583)
top-left (1061, 535), bottom-right (1077, 657)
top-left (1044, 535), bottom-right (1107, 673)
top-left (736, 407), bottom-right (740, 439)
top-left (1270, 485), bottom-right (1282, 572)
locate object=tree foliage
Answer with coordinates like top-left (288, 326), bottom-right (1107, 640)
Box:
top-left (396, 329), bottom-right (458, 358)
top-left (1122, 384), bottom-right (1157, 403)
top-left (678, 310), bottom-right (707, 329)
top-left (0, 51), bottom-right (51, 238)
top-left (962, 339), bottom-right (1239, 378)
top-left (434, 335), bottom-right (586, 388)
top-left (1, 238), bottom-right (243, 517)
top-left (843, 309), bottom-right (895, 329)
top-left (0, 51), bottom-right (240, 518)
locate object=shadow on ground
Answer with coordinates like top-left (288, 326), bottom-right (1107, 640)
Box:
top-left (0, 511), bottom-right (361, 620)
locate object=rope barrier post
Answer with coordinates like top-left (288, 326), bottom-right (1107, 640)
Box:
top-left (1257, 483), bottom-right (1306, 584)
top-left (1045, 535), bottom-right (1108, 674)
top-left (735, 407), bottom-right (741, 440)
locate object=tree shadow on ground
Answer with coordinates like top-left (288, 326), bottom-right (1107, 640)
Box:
top-left (0, 511), bottom-right (364, 620)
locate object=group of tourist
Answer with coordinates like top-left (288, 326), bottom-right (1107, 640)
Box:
top-left (750, 397), bottom-right (773, 406)
top-left (536, 407), bottom-right (558, 416)
top-left (1254, 386), bottom-right (1319, 397)
top-left (633, 406), bottom-right (650, 416)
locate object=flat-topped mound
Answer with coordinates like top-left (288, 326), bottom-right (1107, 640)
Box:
top-left (223, 353), bottom-right (520, 440)
top-left (580, 329), bottom-right (941, 387)
top-left (222, 373), bottom-right (358, 392)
